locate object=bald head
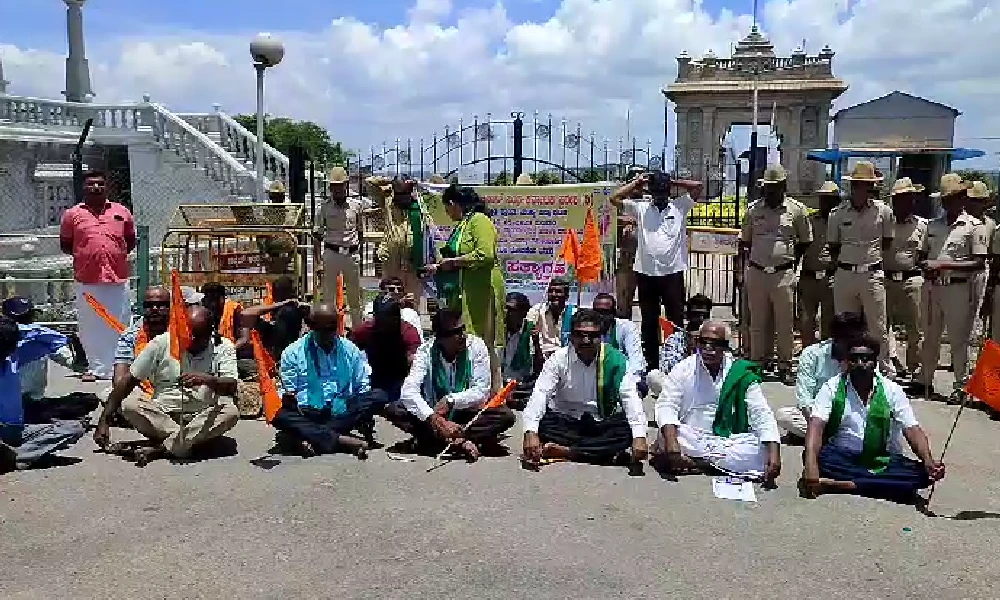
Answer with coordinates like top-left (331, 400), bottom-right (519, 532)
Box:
top-left (309, 302), bottom-right (341, 348)
top-left (187, 305), bottom-right (212, 334)
top-left (144, 286), bottom-right (169, 302)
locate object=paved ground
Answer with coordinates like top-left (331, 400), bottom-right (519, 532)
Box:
top-left (3, 365), bottom-right (1000, 599)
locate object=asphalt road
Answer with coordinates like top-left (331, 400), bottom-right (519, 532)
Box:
top-left (2, 365), bottom-right (1000, 599)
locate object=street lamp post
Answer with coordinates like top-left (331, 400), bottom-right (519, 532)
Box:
top-left (249, 33), bottom-right (285, 203)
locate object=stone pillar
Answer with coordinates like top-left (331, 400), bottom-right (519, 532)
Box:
top-left (63, 0), bottom-right (93, 103)
top-left (699, 107), bottom-right (716, 182)
top-left (785, 105), bottom-right (804, 194)
top-left (673, 106), bottom-right (689, 174)
top-left (0, 55), bottom-right (8, 95)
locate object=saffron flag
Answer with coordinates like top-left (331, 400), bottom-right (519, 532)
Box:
top-left (659, 317), bottom-right (675, 340)
top-left (576, 206), bottom-right (603, 283)
top-left (85, 292), bottom-right (153, 396)
top-left (168, 270), bottom-right (192, 361)
top-left (84, 292), bottom-right (127, 334)
top-left (483, 379), bottom-right (517, 410)
top-left (965, 339), bottom-right (1000, 411)
top-left (251, 330), bottom-right (282, 422)
top-left (335, 272), bottom-right (346, 335)
top-left (557, 228), bottom-right (580, 267)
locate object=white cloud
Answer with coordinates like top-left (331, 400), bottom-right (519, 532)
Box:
top-left (1, 0), bottom-right (998, 169)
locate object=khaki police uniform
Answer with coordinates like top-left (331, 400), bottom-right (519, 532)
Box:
top-left (827, 200), bottom-right (895, 374)
top-left (797, 213), bottom-right (834, 347)
top-left (883, 215), bottom-right (928, 374)
top-left (920, 212), bottom-right (989, 388)
top-left (315, 197), bottom-right (364, 327)
top-left (740, 197), bottom-right (812, 367)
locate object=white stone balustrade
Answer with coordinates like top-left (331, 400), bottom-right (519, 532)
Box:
top-left (147, 103), bottom-right (254, 198)
top-left (182, 110), bottom-right (290, 190)
top-left (0, 95), bottom-right (143, 130)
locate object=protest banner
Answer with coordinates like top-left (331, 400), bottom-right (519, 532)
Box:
top-left (422, 183), bottom-right (618, 305)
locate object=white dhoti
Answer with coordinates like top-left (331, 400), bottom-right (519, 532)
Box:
top-left (75, 282), bottom-right (129, 380)
top-left (659, 424), bottom-right (767, 476)
top-left (775, 406), bottom-right (808, 438)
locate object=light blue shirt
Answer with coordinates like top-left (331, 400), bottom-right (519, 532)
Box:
top-left (278, 335), bottom-right (371, 411)
top-left (606, 318), bottom-right (646, 377)
top-left (1, 324), bottom-right (69, 442)
top-left (795, 339), bottom-right (842, 411)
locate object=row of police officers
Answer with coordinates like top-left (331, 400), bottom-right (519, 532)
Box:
top-left (739, 160), bottom-right (995, 399)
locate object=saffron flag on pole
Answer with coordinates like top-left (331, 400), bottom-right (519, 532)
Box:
top-left (659, 317), bottom-right (675, 341)
top-left (168, 270), bottom-right (192, 361)
top-left (965, 339), bottom-right (1000, 411)
top-left (251, 330), bottom-right (282, 422)
top-left (335, 272), bottom-right (346, 335)
top-left (576, 206), bottom-right (603, 283)
top-left (557, 228), bottom-right (580, 267)
top-left (483, 379), bottom-right (517, 410)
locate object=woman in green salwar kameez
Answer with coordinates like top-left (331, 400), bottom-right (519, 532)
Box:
top-left (425, 186), bottom-right (506, 390)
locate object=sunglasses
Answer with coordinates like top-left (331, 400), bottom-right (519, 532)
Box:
top-left (439, 325), bottom-right (466, 338)
top-left (848, 352), bottom-right (877, 362)
top-left (143, 301), bottom-right (170, 309)
top-left (571, 329), bottom-right (602, 341)
top-left (697, 336), bottom-right (730, 350)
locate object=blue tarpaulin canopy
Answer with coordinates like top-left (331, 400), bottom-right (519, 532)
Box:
top-left (807, 147), bottom-right (985, 164)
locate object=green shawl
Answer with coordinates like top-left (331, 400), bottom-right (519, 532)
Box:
top-left (430, 341), bottom-right (471, 403)
top-left (824, 375), bottom-right (892, 474)
top-left (509, 321), bottom-right (535, 373)
top-left (595, 343), bottom-right (628, 419)
top-left (435, 215), bottom-right (469, 305)
top-left (602, 320), bottom-right (620, 351)
top-left (407, 204), bottom-right (425, 270)
top-left (712, 359), bottom-right (762, 438)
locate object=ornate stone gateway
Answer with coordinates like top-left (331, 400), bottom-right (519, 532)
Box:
top-left (664, 26), bottom-right (848, 196)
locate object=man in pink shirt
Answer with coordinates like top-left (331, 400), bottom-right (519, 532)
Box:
top-left (60, 170), bottom-right (136, 381)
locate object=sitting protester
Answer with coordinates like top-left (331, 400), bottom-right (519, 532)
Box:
top-left (350, 294), bottom-right (422, 404)
top-left (653, 320), bottom-right (781, 484)
top-left (592, 293), bottom-right (646, 381)
top-left (392, 308), bottom-right (516, 461)
top-left (500, 292), bottom-right (543, 409)
top-left (363, 276), bottom-right (423, 342)
top-left (0, 317), bottom-right (87, 473)
top-left (240, 275), bottom-right (307, 362)
top-left (201, 282), bottom-right (248, 350)
top-left (521, 309), bottom-right (648, 469)
top-left (655, 293), bottom-right (714, 378)
top-left (800, 335), bottom-right (944, 502)
top-left (95, 306), bottom-right (240, 466)
top-left (776, 312), bottom-right (866, 442)
top-left (271, 304), bottom-right (389, 458)
top-left (526, 276), bottom-right (575, 359)
top-left (2, 297), bottom-right (80, 401)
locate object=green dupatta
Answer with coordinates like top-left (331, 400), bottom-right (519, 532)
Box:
top-left (824, 375), bottom-right (892, 474)
top-left (712, 359), bottom-right (762, 438)
top-left (595, 343), bottom-right (628, 418)
top-left (430, 341), bottom-right (472, 402)
top-left (407, 204), bottom-right (425, 270)
top-left (509, 321), bottom-right (535, 373)
top-left (435, 215), bottom-right (470, 305)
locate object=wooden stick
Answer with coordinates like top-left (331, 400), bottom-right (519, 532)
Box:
top-left (925, 389), bottom-right (972, 507)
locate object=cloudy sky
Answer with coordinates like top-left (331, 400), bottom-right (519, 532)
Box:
top-left (1, 0), bottom-right (998, 170)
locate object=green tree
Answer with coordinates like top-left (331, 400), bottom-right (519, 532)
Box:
top-left (492, 171), bottom-right (512, 186)
top-left (956, 169), bottom-right (998, 192)
top-left (233, 114), bottom-right (351, 166)
top-left (531, 171), bottom-right (560, 185)
top-left (578, 168), bottom-right (603, 183)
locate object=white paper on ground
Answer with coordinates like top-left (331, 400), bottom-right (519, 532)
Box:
top-left (712, 477), bottom-right (757, 502)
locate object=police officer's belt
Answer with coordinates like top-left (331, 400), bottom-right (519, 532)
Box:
top-left (324, 242), bottom-right (359, 254)
top-left (885, 269), bottom-right (921, 282)
top-left (750, 261), bottom-right (795, 274)
top-left (837, 262), bottom-right (883, 273)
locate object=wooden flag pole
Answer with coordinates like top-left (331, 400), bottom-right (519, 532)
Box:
top-left (924, 390), bottom-right (971, 508)
top-left (425, 403), bottom-right (494, 473)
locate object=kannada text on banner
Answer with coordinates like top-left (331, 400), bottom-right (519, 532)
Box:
top-left (422, 183), bottom-right (617, 303)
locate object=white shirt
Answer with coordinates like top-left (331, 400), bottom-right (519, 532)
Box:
top-left (363, 301), bottom-right (423, 343)
top-left (399, 335), bottom-right (491, 421)
top-left (622, 193), bottom-right (695, 276)
top-left (654, 353), bottom-right (781, 443)
top-left (523, 346), bottom-right (648, 439)
top-left (526, 302), bottom-right (573, 357)
top-left (609, 318), bottom-right (646, 377)
top-left (812, 374), bottom-right (917, 455)
top-left (501, 324), bottom-right (535, 383)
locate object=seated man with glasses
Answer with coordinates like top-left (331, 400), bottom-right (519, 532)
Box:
top-left (521, 309), bottom-right (649, 470)
top-left (591, 293), bottom-right (646, 387)
top-left (800, 335), bottom-right (944, 502)
top-left (270, 303), bottom-right (389, 458)
top-left (391, 308), bottom-right (516, 461)
top-left (653, 320), bottom-right (781, 485)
